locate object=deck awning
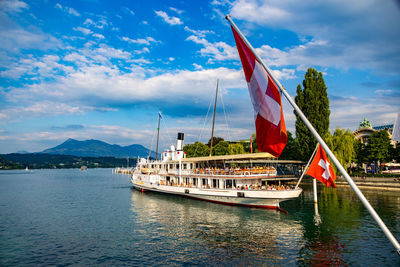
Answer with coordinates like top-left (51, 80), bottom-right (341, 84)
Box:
top-left (173, 153), bottom-right (275, 163)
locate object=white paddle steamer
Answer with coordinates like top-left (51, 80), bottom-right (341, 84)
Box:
top-left (131, 133), bottom-right (302, 211)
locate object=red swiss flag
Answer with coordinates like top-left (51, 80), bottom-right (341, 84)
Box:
top-left (306, 144), bottom-right (336, 188)
top-left (231, 26), bottom-right (287, 158)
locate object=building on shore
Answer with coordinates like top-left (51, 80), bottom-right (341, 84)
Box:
top-left (353, 118), bottom-right (395, 145)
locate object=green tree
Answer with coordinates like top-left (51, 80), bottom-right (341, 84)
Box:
top-left (250, 132), bottom-right (258, 153)
top-left (325, 128), bottom-right (355, 172)
top-left (207, 137), bottom-right (224, 148)
top-left (354, 139), bottom-right (367, 165)
top-left (294, 68), bottom-right (330, 161)
top-left (213, 141), bottom-right (230, 156)
top-left (366, 130), bottom-right (391, 163)
top-left (183, 141), bottom-right (210, 157)
top-left (229, 143), bottom-right (245, 155)
top-left (390, 144), bottom-right (400, 162)
top-left (279, 131), bottom-right (300, 160)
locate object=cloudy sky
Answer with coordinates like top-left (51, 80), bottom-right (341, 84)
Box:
top-left (0, 0), bottom-right (399, 153)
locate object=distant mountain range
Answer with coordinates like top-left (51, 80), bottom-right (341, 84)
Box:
top-left (41, 138), bottom-right (158, 158)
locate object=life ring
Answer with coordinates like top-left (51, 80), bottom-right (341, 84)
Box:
top-left (244, 171), bottom-right (250, 176)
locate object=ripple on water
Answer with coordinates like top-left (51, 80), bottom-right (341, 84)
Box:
top-left (0, 170), bottom-right (399, 265)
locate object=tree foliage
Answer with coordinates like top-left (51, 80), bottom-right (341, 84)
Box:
top-left (366, 130), bottom-right (391, 163)
top-left (183, 142), bottom-right (210, 157)
top-left (294, 68), bottom-right (330, 160)
top-left (279, 131), bottom-right (300, 160)
top-left (354, 139), bottom-right (367, 165)
top-left (390, 145), bottom-right (400, 162)
top-left (325, 128), bottom-right (355, 172)
top-left (229, 143), bottom-right (245, 155)
top-left (213, 141), bottom-right (230, 156)
top-left (250, 132), bottom-right (258, 153)
top-left (207, 137), bottom-right (224, 148)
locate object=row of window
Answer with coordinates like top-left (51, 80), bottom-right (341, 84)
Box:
top-left (148, 163), bottom-right (197, 170)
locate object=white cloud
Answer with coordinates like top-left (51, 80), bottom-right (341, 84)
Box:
top-left (374, 89), bottom-right (392, 95)
top-left (0, 0), bottom-right (28, 13)
top-left (186, 35), bottom-right (238, 62)
top-left (123, 7), bottom-right (135, 16)
top-left (55, 3), bottom-right (80, 16)
top-left (229, 0), bottom-right (400, 75)
top-left (93, 33), bottom-right (105, 39)
top-left (184, 26), bottom-right (213, 38)
top-left (169, 7), bottom-right (183, 14)
top-left (73, 26), bottom-right (93, 35)
top-left (0, 28), bottom-right (62, 53)
top-left (83, 17), bottom-right (108, 29)
top-left (134, 47), bottom-right (150, 54)
top-left (1, 54), bottom-right (73, 79)
top-left (3, 64), bottom-right (243, 119)
top-left (193, 63), bottom-right (203, 70)
top-left (0, 102), bottom-right (86, 122)
top-left (122, 36), bottom-right (159, 45)
top-left (154, 10), bottom-right (183, 25)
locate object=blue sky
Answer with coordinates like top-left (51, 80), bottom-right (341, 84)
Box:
top-left (0, 0), bottom-right (399, 153)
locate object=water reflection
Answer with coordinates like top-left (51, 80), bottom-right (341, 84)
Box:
top-left (130, 188), bottom-right (304, 265)
top-left (292, 185), bottom-right (400, 265)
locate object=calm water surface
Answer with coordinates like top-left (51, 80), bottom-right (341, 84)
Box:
top-left (0, 169), bottom-right (399, 266)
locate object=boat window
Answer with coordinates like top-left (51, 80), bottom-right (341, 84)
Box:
top-left (183, 163), bottom-right (187, 169)
top-left (169, 164), bottom-right (173, 169)
top-left (226, 179), bottom-right (233, 189)
top-left (212, 179), bottom-right (217, 188)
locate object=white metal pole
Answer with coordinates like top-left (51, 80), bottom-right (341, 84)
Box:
top-left (295, 144), bottom-right (318, 189)
top-left (226, 14), bottom-right (400, 254)
top-left (313, 178), bottom-right (318, 204)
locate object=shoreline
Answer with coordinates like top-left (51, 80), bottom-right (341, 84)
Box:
top-left (334, 176), bottom-right (400, 191)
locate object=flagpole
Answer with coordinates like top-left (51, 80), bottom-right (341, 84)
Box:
top-left (155, 110), bottom-right (161, 161)
top-left (225, 14), bottom-right (400, 254)
top-left (209, 80), bottom-right (219, 157)
top-left (295, 143), bottom-right (319, 189)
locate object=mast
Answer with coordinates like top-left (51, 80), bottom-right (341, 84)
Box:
top-left (209, 80), bottom-right (219, 157)
top-left (155, 110), bottom-right (161, 161)
top-left (226, 14), bottom-right (400, 254)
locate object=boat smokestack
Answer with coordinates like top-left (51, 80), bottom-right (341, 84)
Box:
top-left (177, 132), bottom-right (184, 151)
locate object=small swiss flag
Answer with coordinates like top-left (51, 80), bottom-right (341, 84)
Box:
top-left (306, 144), bottom-right (336, 188)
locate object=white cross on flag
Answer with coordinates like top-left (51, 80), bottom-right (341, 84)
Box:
top-left (230, 26), bottom-right (287, 158)
top-left (306, 144), bottom-right (336, 188)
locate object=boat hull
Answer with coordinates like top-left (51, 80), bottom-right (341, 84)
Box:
top-left (132, 179), bottom-right (302, 211)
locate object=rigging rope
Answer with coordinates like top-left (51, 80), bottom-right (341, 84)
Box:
top-left (147, 116), bottom-right (158, 159)
top-left (219, 86), bottom-right (233, 142)
top-left (161, 115), bottom-right (174, 150)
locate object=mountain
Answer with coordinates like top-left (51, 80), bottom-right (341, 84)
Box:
top-left (0, 153), bottom-right (129, 169)
top-left (16, 150), bottom-right (30, 154)
top-left (41, 138), bottom-right (158, 158)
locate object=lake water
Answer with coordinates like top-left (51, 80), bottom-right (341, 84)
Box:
top-left (0, 169), bottom-right (399, 266)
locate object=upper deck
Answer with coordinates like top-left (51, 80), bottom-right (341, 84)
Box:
top-left (137, 152), bottom-right (303, 180)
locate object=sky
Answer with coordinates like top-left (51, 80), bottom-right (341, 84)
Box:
top-left (0, 0), bottom-right (399, 154)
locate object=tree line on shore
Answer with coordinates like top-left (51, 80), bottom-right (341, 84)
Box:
top-left (0, 153), bottom-right (132, 170)
top-left (183, 68), bottom-right (400, 173)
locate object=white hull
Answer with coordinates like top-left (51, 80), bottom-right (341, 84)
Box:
top-left (131, 176), bottom-right (302, 210)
